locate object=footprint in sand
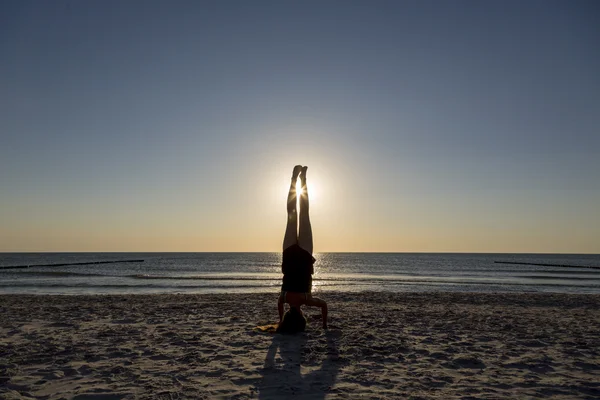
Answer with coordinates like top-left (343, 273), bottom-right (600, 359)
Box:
top-left (444, 356), bottom-right (486, 369)
top-left (110, 318), bottom-right (137, 324)
top-left (72, 393), bottom-right (124, 400)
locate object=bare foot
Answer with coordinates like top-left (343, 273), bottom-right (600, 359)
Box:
top-left (292, 165), bottom-right (302, 180)
top-left (300, 166), bottom-right (308, 183)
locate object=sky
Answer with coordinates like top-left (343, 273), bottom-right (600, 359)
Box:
top-left (1, 0), bottom-right (599, 253)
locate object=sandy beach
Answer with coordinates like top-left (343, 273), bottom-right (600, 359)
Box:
top-left (1, 292), bottom-right (599, 399)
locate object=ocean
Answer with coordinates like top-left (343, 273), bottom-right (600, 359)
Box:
top-left (1, 252), bottom-right (599, 295)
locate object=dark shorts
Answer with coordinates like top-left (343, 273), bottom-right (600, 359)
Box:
top-left (281, 244), bottom-right (315, 293)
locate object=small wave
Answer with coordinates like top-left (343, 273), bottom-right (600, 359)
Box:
top-left (463, 268), bottom-right (600, 274)
top-left (127, 274), bottom-right (281, 281)
top-left (4, 271), bottom-right (110, 278)
top-left (516, 275), bottom-right (597, 281)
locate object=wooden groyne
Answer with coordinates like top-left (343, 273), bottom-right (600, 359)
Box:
top-left (494, 261), bottom-right (600, 270)
top-left (0, 259), bottom-right (144, 270)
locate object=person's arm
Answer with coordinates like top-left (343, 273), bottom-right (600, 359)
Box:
top-left (278, 293), bottom-right (284, 322)
top-left (306, 296), bottom-right (328, 329)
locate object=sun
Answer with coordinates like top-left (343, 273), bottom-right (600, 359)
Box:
top-left (278, 172), bottom-right (320, 207)
top-left (282, 179), bottom-right (317, 203)
top-left (295, 180), bottom-right (303, 196)
top-left (297, 180), bottom-right (317, 202)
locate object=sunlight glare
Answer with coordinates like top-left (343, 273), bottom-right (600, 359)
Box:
top-left (276, 171), bottom-right (320, 209)
top-left (295, 179), bottom-right (317, 202)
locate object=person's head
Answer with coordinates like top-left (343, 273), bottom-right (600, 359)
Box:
top-left (276, 306), bottom-right (306, 334)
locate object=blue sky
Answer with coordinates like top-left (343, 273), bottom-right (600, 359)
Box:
top-left (1, 0), bottom-right (599, 252)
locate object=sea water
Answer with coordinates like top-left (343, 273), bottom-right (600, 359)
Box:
top-left (1, 252), bottom-right (599, 295)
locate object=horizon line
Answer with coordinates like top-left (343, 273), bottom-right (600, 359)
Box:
top-left (1, 251), bottom-right (599, 255)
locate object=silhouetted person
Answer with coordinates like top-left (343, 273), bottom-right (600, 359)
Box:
top-left (277, 165), bottom-right (328, 333)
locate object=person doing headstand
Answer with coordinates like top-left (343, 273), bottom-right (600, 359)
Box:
top-left (278, 165), bottom-right (328, 331)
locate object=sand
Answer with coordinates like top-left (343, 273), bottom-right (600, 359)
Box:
top-left (1, 292), bottom-right (600, 399)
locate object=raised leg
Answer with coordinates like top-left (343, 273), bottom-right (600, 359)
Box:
top-left (298, 166), bottom-right (313, 254)
top-left (283, 165), bottom-right (302, 251)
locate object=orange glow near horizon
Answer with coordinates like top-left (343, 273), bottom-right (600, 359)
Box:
top-left (1, 164), bottom-right (599, 253)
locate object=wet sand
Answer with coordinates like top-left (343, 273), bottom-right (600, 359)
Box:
top-left (1, 292), bottom-right (599, 399)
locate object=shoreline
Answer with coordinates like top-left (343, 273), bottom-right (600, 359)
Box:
top-left (2, 285), bottom-right (600, 296)
top-left (3, 290), bottom-right (600, 298)
top-left (2, 292), bottom-right (600, 399)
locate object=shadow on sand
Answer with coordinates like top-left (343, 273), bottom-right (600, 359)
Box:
top-left (258, 330), bottom-right (343, 399)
